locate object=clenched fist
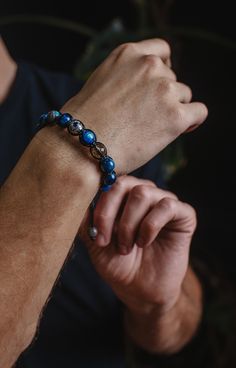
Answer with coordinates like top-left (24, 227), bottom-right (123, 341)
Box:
top-left (63, 39), bottom-right (208, 175)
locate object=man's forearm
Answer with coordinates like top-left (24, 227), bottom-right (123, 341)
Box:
top-left (124, 267), bottom-right (203, 354)
top-left (0, 126), bottom-right (100, 367)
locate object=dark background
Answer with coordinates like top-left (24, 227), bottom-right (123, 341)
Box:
top-left (1, 0), bottom-right (235, 72)
top-left (1, 0), bottom-right (235, 277)
top-left (0, 0), bottom-right (236, 368)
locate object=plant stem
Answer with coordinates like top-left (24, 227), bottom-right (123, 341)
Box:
top-left (0, 14), bottom-right (96, 38)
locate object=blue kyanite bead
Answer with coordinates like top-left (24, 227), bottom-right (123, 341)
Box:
top-left (47, 110), bottom-right (61, 123)
top-left (38, 113), bottom-right (48, 127)
top-left (80, 129), bottom-right (97, 146)
top-left (57, 113), bottom-right (72, 128)
top-left (101, 184), bottom-right (112, 192)
top-left (100, 156), bottom-right (115, 173)
top-left (104, 171), bottom-right (117, 185)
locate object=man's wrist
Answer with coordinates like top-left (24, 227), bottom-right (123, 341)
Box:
top-left (32, 124), bottom-right (101, 193)
top-left (124, 268), bottom-right (203, 354)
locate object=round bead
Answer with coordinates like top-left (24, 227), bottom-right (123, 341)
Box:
top-left (38, 113), bottom-right (48, 127)
top-left (104, 171), bottom-right (117, 185)
top-left (57, 113), bottom-right (72, 128)
top-left (88, 226), bottom-right (98, 240)
top-left (90, 142), bottom-right (107, 159)
top-left (100, 156), bottom-right (115, 173)
top-left (67, 120), bottom-right (84, 136)
top-left (101, 184), bottom-right (112, 192)
top-left (47, 110), bottom-right (61, 123)
top-left (80, 129), bottom-right (97, 146)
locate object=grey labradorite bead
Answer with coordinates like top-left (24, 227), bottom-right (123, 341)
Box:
top-left (67, 119), bottom-right (84, 136)
top-left (88, 226), bottom-right (98, 240)
top-left (90, 142), bottom-right (107, 159)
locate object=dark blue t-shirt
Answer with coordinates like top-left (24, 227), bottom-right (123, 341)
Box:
top-left (0, 63), bottom-right (164, 368)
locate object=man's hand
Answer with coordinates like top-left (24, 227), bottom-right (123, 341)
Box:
top-left (80, 175), bottom-right (196, 312)
top-left (63, 38), bottom-right (208, 174)
top-left (79, 176), bottom-right (202, 353)
top-left (0, 38), bottom-right (205, 366)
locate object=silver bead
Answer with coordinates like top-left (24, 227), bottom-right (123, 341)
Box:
top-left (88, 226), bottom-right (98, 240)
top-left (67, 119), bottom-right (84, 136)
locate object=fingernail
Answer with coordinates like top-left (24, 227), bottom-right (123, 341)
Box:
top-left (96, 234), bottom-right (106, 246)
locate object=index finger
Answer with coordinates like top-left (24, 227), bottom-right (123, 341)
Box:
top-left (112, 38), bottom-right (172, 65)
top-left (94, 176), bottom-right (156, 246)
top-left (136, 38), bottom-right (171, 63)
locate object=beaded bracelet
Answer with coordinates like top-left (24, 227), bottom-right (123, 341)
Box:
top-left (37, 110), bottom-right (117, 240)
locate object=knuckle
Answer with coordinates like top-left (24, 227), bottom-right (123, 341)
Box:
top-left (192, 210), bottom-right (198, 229)
top-left (131, 185), bottom-right (151, 201)
top-left (143, 220), bottom-right (157, 234)
top-left (143, 55), bottom-right (163, 69)
top-left (180, 83), bottom-right (192, 101)
top-left (187, 86), bottom-right (193, 100)
top-left (160, 197), bottom-right (176, 213)
top-left (164, 190), bottom-right (178, 200)
top-left (186, 204), bottom-right (198, 228)
top-left (157, 38), bottom-right (171, 55)
top-left (202, 103), bottom-right (208, 118)
top-left (143, 179), bottom-right (156, 187)
top-left (198, 103), bottom-right (208, 121)
top-left (118, 42), bottom-right (137, 54)
top-left (170, 70), bottom-right (177, 81)
top-left (158, 78), bottom-right (174, 94)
